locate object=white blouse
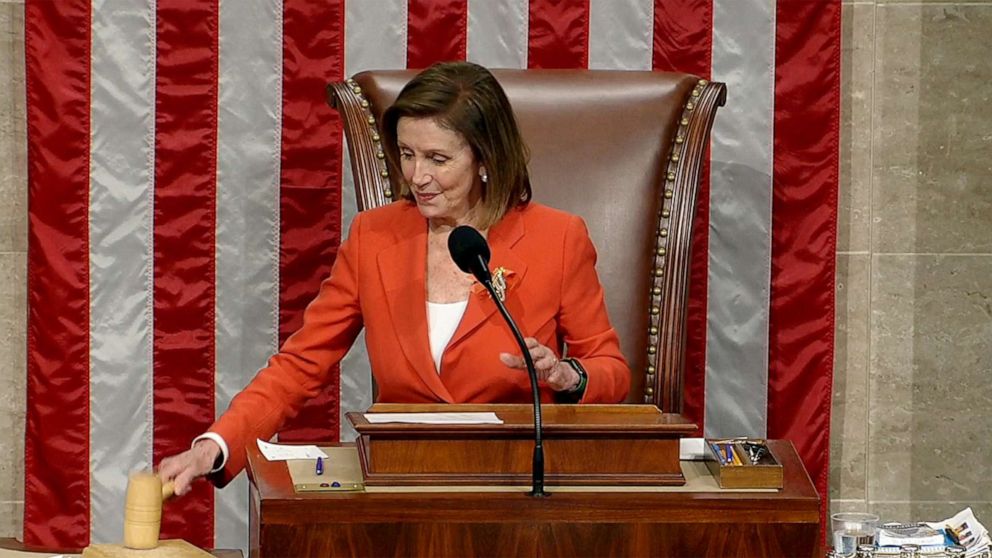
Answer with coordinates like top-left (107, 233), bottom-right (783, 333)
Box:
top-left (427, 300), bottom-right (469, 373)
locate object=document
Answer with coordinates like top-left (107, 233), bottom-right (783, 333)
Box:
top-left (363, 412), bottom-right (503, 424)
top-left (257, 439), bottom-right (329, 461)
top-left (679, 437), bottom-right (707, 460)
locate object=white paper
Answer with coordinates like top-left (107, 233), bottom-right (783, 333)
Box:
top-left (256, 439), bottom-right (329, 461)
top-left (363, 412), bottom-right (503, 424)
top-left (679, 437), bottom-right (707, 460)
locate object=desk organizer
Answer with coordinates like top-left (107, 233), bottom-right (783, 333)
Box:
top-left (704, 439), bottom-right (783, 489)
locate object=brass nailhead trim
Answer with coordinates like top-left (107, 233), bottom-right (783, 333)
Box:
top-left (649, 79), bottom-right (704, 374)
top-left (349, 80), bottom-right (391, 200)
top-left (699, 79), bottom-right (709, 86)
top-left (645, 386), bottom-right (655, 395)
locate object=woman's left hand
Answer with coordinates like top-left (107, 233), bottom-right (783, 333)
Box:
top-left (499, 337), bottom-right (579, 392)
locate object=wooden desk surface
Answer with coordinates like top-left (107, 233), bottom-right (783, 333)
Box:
top-left (246, 440), bottom-right (820, 557)
top-left (0, 539), bottom-right (241, 558)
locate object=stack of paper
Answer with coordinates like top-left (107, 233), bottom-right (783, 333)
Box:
top-left (877, 524), bottom-right (946, 547)
top-left (874, 508), bottom-right (991, 557)
top-left (927, 508), bottom-right (992, 558)
top-left (256, 439), bottom-right (328, 461)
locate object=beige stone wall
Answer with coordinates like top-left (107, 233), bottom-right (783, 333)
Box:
top-left (833, 0), bottom-right (992, 523)
top-left (0, 0), bottom-right (26, 538)
top-left (1, 0), bottom-right (990, 540)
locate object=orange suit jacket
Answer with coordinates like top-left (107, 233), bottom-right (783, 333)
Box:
top-left (209, 201), bottom-right (630, 484)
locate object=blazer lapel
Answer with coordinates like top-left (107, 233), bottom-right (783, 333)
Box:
top-left (377, 214), bottom-right (454, 403)
top-left (446, 208), bottom-right (529, 349)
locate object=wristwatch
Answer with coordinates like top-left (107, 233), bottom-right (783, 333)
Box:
top-left (561, 358), bottom-right (588, 397)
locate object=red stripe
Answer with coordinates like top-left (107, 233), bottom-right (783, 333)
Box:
top-left (277, 0), bottom-right (345, 443)
top-left (528, 0), bottom-right (590, 69)
top-left (153, 0), bottom-right (219, 546)
top-left (407, 0), bottom-right (467, 68)
top-left (652, 0), bottom-right (712, 75)
top-left (768, 0), bottom-right (841, 537)
top-left (652, 0), bottom-right (712, 433)
top-left (23, 0), bottom-right (91, 547)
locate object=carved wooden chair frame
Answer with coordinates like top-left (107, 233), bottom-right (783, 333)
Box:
top-left (327, 72), bottom-right (726, 413)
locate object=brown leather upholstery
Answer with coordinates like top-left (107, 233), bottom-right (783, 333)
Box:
top-left (328, 70), bottom-right (725, 412)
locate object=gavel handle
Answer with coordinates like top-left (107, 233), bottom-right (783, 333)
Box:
top-left (162, 480), bottom-right (175, 500)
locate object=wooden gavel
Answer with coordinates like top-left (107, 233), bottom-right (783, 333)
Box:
top-left (123, 472), bottom-right (175, 549)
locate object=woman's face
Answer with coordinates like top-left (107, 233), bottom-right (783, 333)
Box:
top-left (397, 116), bottom-right (484, 229)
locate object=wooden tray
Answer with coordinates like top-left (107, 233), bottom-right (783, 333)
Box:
top-left (704, 439), bottom-right (783, 489)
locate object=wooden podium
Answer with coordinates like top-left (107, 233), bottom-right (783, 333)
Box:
top-left (247, 405), bottom-right (820, 557)
top-left (349, 403), bottom-right (695, 487)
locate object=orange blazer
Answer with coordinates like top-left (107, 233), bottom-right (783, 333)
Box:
top-left (209, 201), bottom-right (630, 483)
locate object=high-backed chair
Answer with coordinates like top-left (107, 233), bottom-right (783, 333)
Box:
top-left (327, 70), bottom-right (725, 412)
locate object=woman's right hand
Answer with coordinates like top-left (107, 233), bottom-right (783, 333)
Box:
top-left (157, 439), bottom-right (221, 496)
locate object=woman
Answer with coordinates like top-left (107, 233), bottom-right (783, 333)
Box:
top-left (160, 61), bottom-right (630, 494)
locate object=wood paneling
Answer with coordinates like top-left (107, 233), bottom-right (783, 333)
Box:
top-left (247, 440), bottom-right (819, 558)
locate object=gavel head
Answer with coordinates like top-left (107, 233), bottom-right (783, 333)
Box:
top-left (123, 471), bottom-right (175, 549)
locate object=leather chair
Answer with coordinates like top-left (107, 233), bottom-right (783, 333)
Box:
top-left (327, 70), bottom-right (725, 412)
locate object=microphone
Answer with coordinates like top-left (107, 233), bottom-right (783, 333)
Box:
top-left (448, 225), bottom-right (548, 498)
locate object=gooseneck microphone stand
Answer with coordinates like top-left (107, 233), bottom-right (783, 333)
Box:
top-left (448, 224), bottom-right (548, 498)
top-left (476, 269), bottom-right (548, 498)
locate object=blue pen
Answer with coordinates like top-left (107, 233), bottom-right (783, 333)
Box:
top-left (710, 442), bottom-right (727, 465)
top-left (315, 456), bottom-right (324, 476)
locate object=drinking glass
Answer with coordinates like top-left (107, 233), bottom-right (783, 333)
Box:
top-left (832, 512), bottom-right (879, 556)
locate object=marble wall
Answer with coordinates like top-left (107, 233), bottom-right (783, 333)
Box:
top-left (833, 0), bottom-right (992, 524)
top-left (0, 0), bottom-right (26, 538)
top-left (0, 0), bottom-right (990, 541)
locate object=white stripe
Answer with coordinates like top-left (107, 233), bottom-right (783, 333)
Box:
top-left (705, 0), bottom-right (776, 438)
top-left (214, 0), bottom-right (283, 551)
top-left (467, 0), bottom-right (528, 69)
top-left (339, 0), bottom-right (408, 441)
top-left (345, 0), bottom-right (408, 75)
top-left (588, 0), bottom-right (653, 70)
top-left (88, 0), bottom-right (156, 544)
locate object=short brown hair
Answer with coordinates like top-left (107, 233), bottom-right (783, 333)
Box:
top-left (382, 61), bottom-right (531, 229)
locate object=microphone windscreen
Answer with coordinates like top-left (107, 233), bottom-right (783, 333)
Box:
top-left (448, 225), bottom-right (491, 280)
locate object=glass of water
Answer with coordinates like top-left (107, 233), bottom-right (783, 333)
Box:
top-left (832, 512), bottom-right (879, 556)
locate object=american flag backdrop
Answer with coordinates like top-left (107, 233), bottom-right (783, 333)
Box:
top-left (23, 0), bottom-right (840, 549)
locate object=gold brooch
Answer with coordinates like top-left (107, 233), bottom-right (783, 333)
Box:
top-left (491, 267), bottom-right (509, 302)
